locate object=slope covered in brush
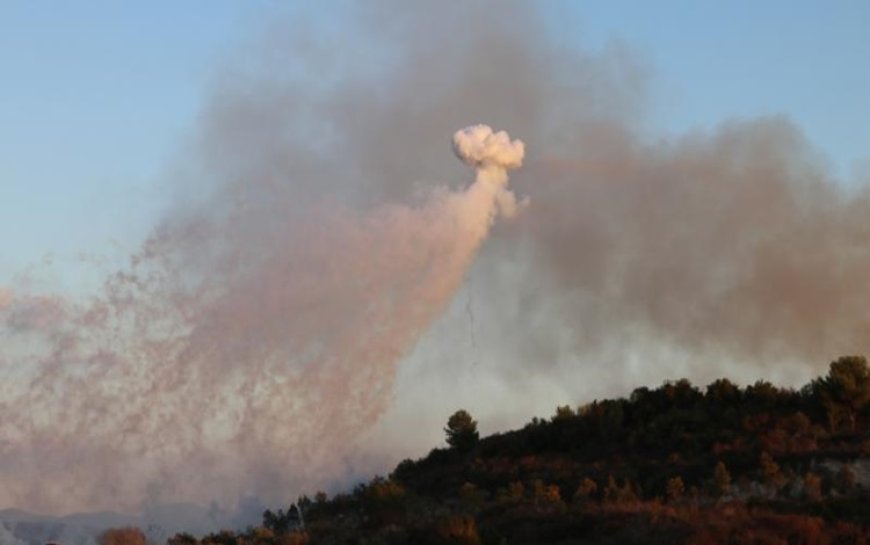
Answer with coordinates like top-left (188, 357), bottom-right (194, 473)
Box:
top-left (172, 356), bottom-right (869, 544)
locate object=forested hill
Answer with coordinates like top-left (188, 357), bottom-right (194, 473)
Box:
top-left (157, 356), bottom-right (870, 545)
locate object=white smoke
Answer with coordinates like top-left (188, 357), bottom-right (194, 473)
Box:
top-left (453, 124), bottom-right (525, 171)
top-left (453, 125), bottom-right (527, 219)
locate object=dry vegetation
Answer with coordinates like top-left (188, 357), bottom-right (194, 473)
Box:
top-left (141, 356), bottom-right (870, 544)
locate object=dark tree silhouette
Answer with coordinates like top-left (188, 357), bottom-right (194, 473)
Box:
top-left (813, 355), bottom-right (869, 432)
top-left (445, 409), bottom-right (479, 451)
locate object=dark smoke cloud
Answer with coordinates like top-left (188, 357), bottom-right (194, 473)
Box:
top-left (1, 0), bottom-right (868, 516)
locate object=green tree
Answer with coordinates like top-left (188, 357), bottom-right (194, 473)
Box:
top-left (201, 530), bottom-right (239, 545)
top-left (552, 405), bottom-right (575, 421)
top-left (745, 380), bottom-right (781, 410)
top-left (263, 505), bottom-right (303, 535)
top-left (168, 534), bottom-right (199, 545)
top-left (706, 378), bottom-right (740, 404)
top-left (445, 409), bottom-right (479, 451)
top-left (813, 355), bottom-right (870, 432)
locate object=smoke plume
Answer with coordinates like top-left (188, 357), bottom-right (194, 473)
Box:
top-left (0, 123), bottom-right (523, 514)
top-left (2, 0), bottom-right (870, 517)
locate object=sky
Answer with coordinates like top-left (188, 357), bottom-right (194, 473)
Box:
top-left (2, 2), bottom-right (869, 278)
top-left (1, 0), bottom-right (870, 518)
top-left (1, 3), bottom-right (247, 280)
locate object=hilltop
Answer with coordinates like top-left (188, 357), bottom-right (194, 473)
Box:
top-left (157, 356), bottom-right (870, 544)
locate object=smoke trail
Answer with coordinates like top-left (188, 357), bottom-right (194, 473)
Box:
top-left (0, 121), bottom-right (523, 513)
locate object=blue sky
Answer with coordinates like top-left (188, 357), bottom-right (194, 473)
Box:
top-left (564, 1), bottom-right (869, 170)
top-left (0, 2), bottom-right (262, 280)
top-left (1, 1), bottom-right (868, 282)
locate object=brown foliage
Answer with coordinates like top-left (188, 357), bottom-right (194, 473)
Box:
top-left (434, 515), bottom-right (480, 545)
top-left (759, 451), bottom-right (786, 489)
top-left (573, 477), bottom-right (598, 503)
top-left (666, 476), bottom-right (685, 503)
top-left (803, 472), bottom-right (822, 503)
top-left (686, 505), bottom-right (835, 545)
top-left (277, 531), bottom-right (310, 545)
top-left (713, 461), bottom-right (731, 496)
top-left (98, 527), bottom-right (146, 545)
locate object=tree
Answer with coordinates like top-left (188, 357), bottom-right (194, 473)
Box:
top-left (616, 478), bottom-right (639, 504)
top-left (508, 482), bottom-right (525, 499)
top-left (263, 505), bottom-right (303, 535)
top-left (496, 481), bottom-right (525, 504)
top-left (366, 476), bottom-right (405, 503)
top-left (553, 405), bottom-right (575, 421)
top-left (573, 477), bottom-right (598, 503)
top-left (759, 451), bottom-right (785, 490)
top-left (434, 515), bottom-right (481, 545)
top-left (836, 464), bottom-right (856, 493)
top-left (98, 527), bottom-right (146, 545)
top-left (813, 356), bottom-right (870, 432)
top-left (666, 476), bottom-right (685, 503)
top-left (662, 378), bottom-right (702, 408)
top-left (531, 479), bottom-right (562, 506)
top-left (168, 534), bottom-right (199, 545)
top-left (603, 475), bottom-right (620, 503)
top-left (803, 472), bottom-right (822, 502)
top-left (745, 380), bottom-right (782, 410)
top-left (459, 482), bottom-right (485, 511)
top-left (706, 378), bottom-right (740, 404)
top-left (445, 410), bottom-right (479, 451)
top-left (713, 461), bottom-right (731, 497)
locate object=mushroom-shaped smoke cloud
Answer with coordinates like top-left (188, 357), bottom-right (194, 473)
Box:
top-left (453, 124), bottom-right (525, 171)
top-left (453, 124), bottom-right (527, 219)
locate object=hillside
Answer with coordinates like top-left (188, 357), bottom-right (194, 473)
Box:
top-left (165, 356), bottom-right (869, 545)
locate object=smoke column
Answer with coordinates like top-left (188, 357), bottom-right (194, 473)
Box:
top-left (0, 124), bottom-right (524, 513)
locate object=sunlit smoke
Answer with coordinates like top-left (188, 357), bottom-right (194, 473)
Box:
top-left (0, 125), bottom-right (524, 514)
top-left (453, 125), bottom-right (527, 219)
top-left (453, 125), bottom-right (525, 172)
top-left (0, 288), bottom-right (12, 309)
